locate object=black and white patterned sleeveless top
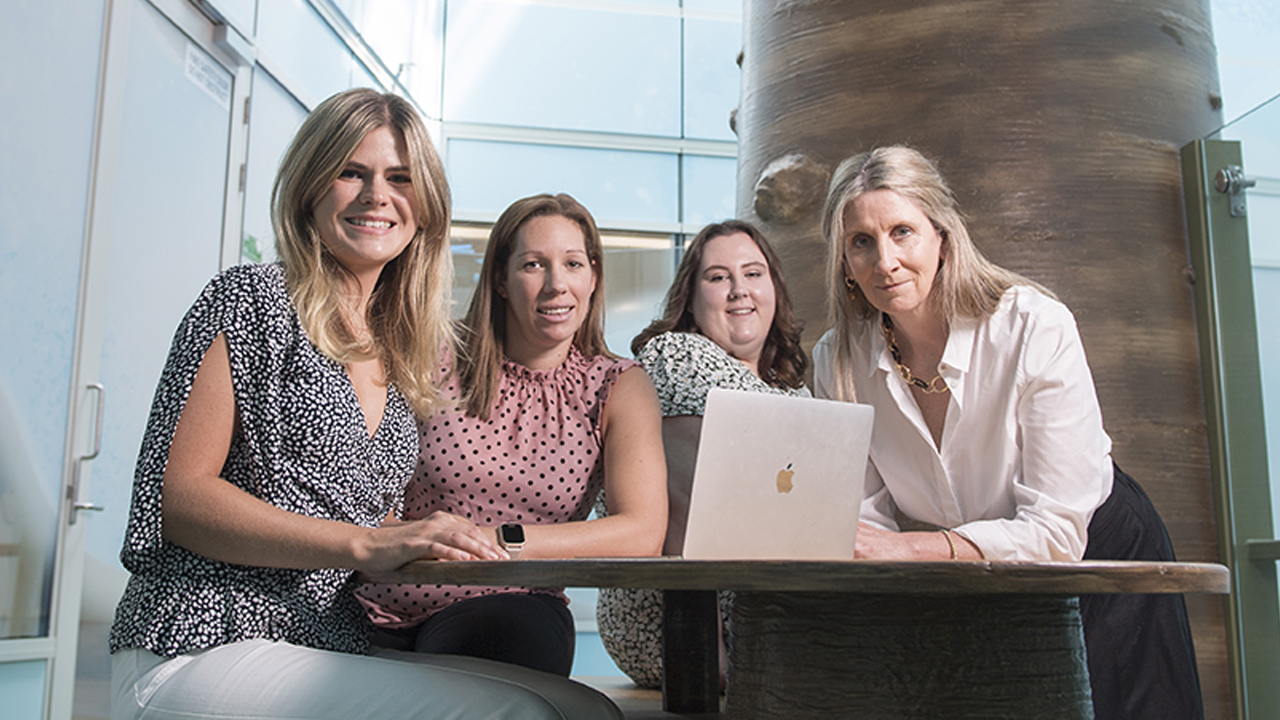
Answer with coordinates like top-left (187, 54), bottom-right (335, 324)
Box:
top-left (108, 263), bottom-right (417, 657)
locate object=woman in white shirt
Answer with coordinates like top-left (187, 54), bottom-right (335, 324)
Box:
top-left (814, 145), bottom-right (1201, 720)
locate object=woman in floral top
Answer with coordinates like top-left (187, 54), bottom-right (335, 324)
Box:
top-left (596, 220), bottom-right (810, 689)
top-left (109, 90), bottom-right (620, 720)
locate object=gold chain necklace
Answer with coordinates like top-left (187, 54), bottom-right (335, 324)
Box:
top-left (881, 314), bottom-right (949, 394)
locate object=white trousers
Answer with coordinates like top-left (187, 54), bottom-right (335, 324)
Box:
top-left (112, 639), bottom-right (621, 720)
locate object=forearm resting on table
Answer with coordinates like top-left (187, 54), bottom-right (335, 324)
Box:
top-left (159, 332), bottom-right (502, 571)
top-left (506, 510), bottom-right (666, 560)
top-left (161, 473), bottom-right (379, 569)
top-left (855, 522), bottom-right (984, 560)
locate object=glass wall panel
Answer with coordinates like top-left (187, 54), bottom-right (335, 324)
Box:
top-left (1219, 97), bottom-right (1280, 555)
top-left (0, 660), bottom-right (46, 719)
top-left (0, 0), bottom-right (103, 641)
top-left (1209, 1), bottom-right (1280, 122)
top-left (602, 243), bottom-right (679, 355)
top-left (685, 0), bottom-right (743, 14)
top-left (75, 4), bottom-right (233, 715)
top-left (351, 59), bottom-right (379, 92)
top-left (208, 0), bottom-right (255, 34)
top-left (447, 139), bottom-right (680, 226)
top-left (443, 0), bottom-right (681, 136)
top-left (449, 226), bottom-right (675, 358)
top-left (684, 17), bottom-right (742, 141)
top-left (335, 0), bottom-right (446, 119)
top-left (682, 154), bottom-right (738, 227)
top-left (242, 70), bottom-right (308, 265)
top-left (257, 0), bottom-right (353, 103)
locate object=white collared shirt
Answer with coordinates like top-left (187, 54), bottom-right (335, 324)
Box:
top-left (814, 286), bottom-right (1113, 561)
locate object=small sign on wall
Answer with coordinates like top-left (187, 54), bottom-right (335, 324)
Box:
top-left (184, 42), bottom-right (230, 111)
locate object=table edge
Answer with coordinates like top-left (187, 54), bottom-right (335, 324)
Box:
top-left (359, 558), bottom-right (1230, 595)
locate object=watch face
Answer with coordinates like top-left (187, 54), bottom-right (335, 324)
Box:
top-left (500, 523), bottom-right (525, 544)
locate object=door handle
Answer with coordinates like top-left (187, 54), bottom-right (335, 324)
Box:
top-left (68, 383), bottom-right (105, 524)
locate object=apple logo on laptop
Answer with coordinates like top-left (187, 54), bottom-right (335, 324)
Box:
top-left (776, 462), bottom-right (794, 493)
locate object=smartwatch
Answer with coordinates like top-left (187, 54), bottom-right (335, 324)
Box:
top-left (498, 523), bottom-right (525, 559)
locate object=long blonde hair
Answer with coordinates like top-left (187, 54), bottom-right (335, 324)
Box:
top-left (458, 193), bottom-right (613, 420)
top-left (821, 146), bottom-right (1049, 401)
top-left (272, 88), bottom-right (454, 418)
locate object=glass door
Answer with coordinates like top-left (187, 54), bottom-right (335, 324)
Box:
top-left (67, 1), bottom-right (249, 717)
top-left (1181, 91), bottom-right (1280, 719)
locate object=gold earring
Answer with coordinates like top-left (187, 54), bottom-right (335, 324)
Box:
top-left (844, 277), bottom-right (859, 300)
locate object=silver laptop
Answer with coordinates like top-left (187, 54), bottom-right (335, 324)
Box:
top-left (680, 388), bottom-right (873, 560)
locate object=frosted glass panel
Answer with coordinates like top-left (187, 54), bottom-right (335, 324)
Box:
top-left (448, 139), bottom-right (679, 226)
top-left (444, 0), bottom-right (680, 136)
top-left (257, 0), bottom-right (352, 103)
top-left (0, 0), bottom-right (103, 641)
top-left (684, 17), bottom-right (741, 141)
top-left (682, 155), bottom-right (737, 227)
top-left (83, 0), bottom-right (231, 630)
top-left (242, 70), bottom-right (307, 265)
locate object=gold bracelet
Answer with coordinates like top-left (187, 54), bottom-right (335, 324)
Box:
top-left (939, 529), bottom-right (958, 560)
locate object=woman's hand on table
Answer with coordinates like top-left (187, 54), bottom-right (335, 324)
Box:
top-left (357, 511), bottom-right (509, 572)
top-left (854, 522), bottom-right (983, 560)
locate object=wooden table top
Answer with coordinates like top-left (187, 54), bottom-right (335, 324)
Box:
top-left (360, 557), bottom-right (1230, 596)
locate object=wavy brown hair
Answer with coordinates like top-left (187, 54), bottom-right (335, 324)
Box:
top-left (272, 88), bottom-right (453, 419)
top-left (458, 193), bottom-right (614, 419)
top-left (631, 220), bottom-right (807, 389)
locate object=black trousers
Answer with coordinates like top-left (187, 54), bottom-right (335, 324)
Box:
top-left (370, 593), bottom-right (576, 677)
top-left (1081, 464), bottom-right (1205, 720)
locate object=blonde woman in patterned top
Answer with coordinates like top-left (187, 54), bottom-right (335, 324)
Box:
top-left (595, 220), bottom-right (810, 689)
top-left (357, 193), bottom-right (666, 676)
top-left (108, 89), bottom-right (621, 720)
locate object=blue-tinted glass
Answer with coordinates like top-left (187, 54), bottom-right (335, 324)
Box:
top-left (241, 70), bottom-right (308, 265)
top-left (351, 60), bottom-right (378, 91)
top-left (0, 0), bottom-right (103, 640)
top-left (257, 0), bottom-right (353, 104)
top-left (685, 0), bottom-right (743, 14)
top-left (603, 246), bottom-right (678, 355)
top-left (448, 139), bottom-right (679, 226)
top-left (339, 0), bottom-right (446, 119)
top-left (85, 0), bottom-right (230, 602)
top-left (208, 0), bottom-right (255, 35)
top-left (444, 0), bottom-right (680, 136)
top-left (684, 17), bottom-right (742, 141)
top-left (682, 154), bottom-right (738, 227)
top-left (1210, 0), bottom-right (1280, 123)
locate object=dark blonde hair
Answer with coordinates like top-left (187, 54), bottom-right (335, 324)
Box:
top-left (631, 220), bottom-right (807, 389)
top-left (458, 193), bottom-right (613, 419)
top-left (821, 145), bottom-right (1048, 400)
top-left (271, 88), bottom-right (454, 418)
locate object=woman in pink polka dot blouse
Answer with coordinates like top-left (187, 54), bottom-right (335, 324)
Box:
top-left (357, 193), bottom-right (667, 676)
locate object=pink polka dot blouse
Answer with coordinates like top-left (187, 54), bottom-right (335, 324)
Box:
top-left (357, 346), bottom-right (638, 628)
